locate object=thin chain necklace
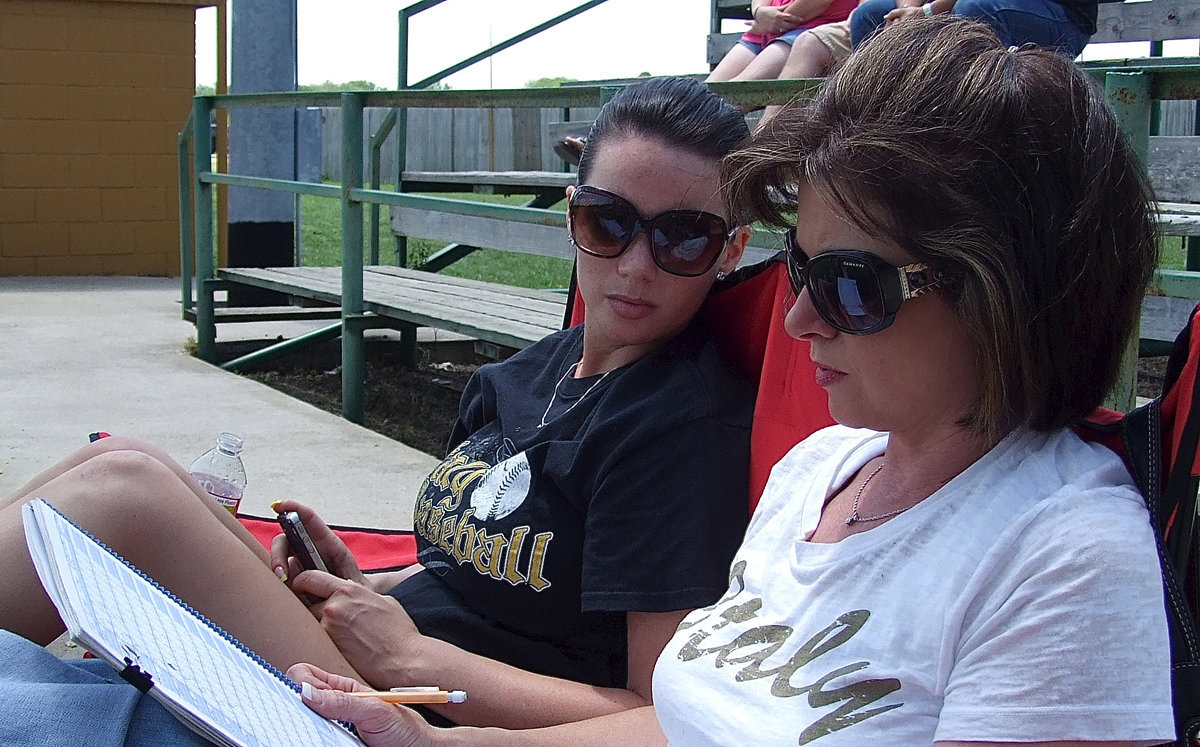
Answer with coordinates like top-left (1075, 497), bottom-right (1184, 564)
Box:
top-left (537, 362), bottom-right (612, 429)
top-left (845, 460), bottom-right (912, 525)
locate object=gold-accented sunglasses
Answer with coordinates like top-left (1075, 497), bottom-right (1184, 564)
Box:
top-left (568, 185), bottom-right (738, 278)
top-left (784, 231), bottom-right (945, 334)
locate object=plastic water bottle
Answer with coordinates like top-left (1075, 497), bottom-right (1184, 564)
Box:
top-left (188, 432), bottom-right (247, 514)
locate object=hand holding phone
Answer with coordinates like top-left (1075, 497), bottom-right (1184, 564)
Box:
top-left (278, 510), bottom-right (329, 574)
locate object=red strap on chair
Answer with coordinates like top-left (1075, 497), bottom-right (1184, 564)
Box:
top-left (699, 261), bottom-right (833, 510)
top-left (237, 514), bottom-right (417, 572)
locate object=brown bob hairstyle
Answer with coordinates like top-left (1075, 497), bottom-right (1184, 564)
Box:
top-left (724, 17), bottom-right (1159, 440)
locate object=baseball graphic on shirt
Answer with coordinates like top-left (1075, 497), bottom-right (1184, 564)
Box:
top-left (470, 452), bottom-right (532, 521)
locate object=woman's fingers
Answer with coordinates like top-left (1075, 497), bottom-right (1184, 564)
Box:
top-left (292, 663), bottom-right (436, 747)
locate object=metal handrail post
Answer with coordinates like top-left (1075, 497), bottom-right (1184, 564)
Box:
top-left (1105, 69), bottom-right (1152, 412)
top-left (341, 92), bottom-right (367, 423)
top-left (192, 96), bottom-right (217, 362)
top-left (395, 7), bottom-right (413, 268)
top-left (177, 110), bottom-right (195, 316)
top-left (409, 0), bottom-right (610, 90)
top-left (368, 108), bottom-right (399, 264)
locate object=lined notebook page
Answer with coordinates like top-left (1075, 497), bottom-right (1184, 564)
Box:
top-left (23, 499), bottom-right (361, 747)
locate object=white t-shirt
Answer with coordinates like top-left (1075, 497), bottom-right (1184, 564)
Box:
top-left (653, 425), bottom-right (1175, 745)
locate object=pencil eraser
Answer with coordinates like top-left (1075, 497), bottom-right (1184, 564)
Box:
top-left (447, 690), bottom-right (467, 704)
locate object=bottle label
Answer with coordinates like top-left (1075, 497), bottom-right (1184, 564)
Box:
top-left (190, 473), bottom-right (244, 515)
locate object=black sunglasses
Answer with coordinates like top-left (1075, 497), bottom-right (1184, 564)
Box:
top-left (568, 185), bottom-right (737, 278)
top-left (784, 230), bottom-right (944, 334)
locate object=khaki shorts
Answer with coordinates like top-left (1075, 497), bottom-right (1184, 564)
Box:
top-left (808, 20), bottom-right (852, 63)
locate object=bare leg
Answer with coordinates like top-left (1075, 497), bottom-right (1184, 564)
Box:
top-left (727, 41), bottom-right (793, 81)
top-left (2, 439), bottom-right (360, 681)
top-left (761, 32), bottom-right (837, 125)
top-left (706, 43), bottom-right (758, 82)
top-left (710, 42), bottom-right (795, 114)
top-left (6, 436), bottom-right (261, 548)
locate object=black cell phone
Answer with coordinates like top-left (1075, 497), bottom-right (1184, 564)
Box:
top-left (277, 511), bottom-right (329, 573)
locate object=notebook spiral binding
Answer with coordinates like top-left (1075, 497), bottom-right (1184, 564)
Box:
top-left (40, 500), bottom-right (358, 736)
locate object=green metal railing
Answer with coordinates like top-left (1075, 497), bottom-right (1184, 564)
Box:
top-left (369, 0), bottom-right (615, 265)
top-left (179, 80), bottom-right (812, 422)
top-left (178, 68), bottom-right (1200, 421)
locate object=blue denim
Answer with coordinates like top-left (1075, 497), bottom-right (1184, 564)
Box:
top-left (737, 26), bottom-right (807, 54)
top-left (850, 0), bottom-right (905, 47)
top-left (0, 630), bottom-right (207, 746)
top-left (850, 0), bottom-right (1090, 57)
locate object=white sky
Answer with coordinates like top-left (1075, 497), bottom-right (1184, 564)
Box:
top-left (195, 1), bottom-right (1199, 90)
top-left (195, 0), bottom-right (717, 90)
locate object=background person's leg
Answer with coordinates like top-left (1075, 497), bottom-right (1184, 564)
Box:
top-left (762, 30), bottom-right (839, 124)
top-left (850, 0), bottom-right (900, 47)
top-left (952, 0), bottom-right (1089, 56)
top-left (780, 28), bottom-right (839, 79)
top-left (707, 42), bottom-right (761, 82)
top-left (729, 38), bottom-right (796, 81)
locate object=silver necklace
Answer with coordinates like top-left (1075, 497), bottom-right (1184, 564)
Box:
top-left (537, 362), bottom-right (612, 429)
top-left (845, 460), bottom-right (912, 525)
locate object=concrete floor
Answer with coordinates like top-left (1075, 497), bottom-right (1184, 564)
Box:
top-left (0, 275), bottom-right (437, 529)
top-left (1, 275), bottom-right (445, 661)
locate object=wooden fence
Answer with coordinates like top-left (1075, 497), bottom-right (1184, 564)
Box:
top-left (316, 98), bottom-right (1196, 184)
top-left (320, 106), bottom-right (601, 182)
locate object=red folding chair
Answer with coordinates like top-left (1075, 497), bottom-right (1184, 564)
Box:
top-left (1077, 305), bottom-right (1200, 744)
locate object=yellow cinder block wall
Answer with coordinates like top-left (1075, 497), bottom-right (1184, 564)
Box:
top-left (0, 0), bottom-right (215, 276)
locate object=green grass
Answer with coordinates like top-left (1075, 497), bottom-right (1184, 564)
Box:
top-left (1161, 235), bottom-right (1187, 271)
top-left (298, 187), bottom-right (574, 290)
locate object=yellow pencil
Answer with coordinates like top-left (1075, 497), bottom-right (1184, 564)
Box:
top-left (343, 687), bottom-right (467, 704)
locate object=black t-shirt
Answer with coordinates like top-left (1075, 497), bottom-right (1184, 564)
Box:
top-left (389, 323), bottom-right (754, 689)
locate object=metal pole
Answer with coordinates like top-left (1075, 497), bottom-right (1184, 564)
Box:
top-left (341, 92), bottom-right (366, 422)
top-left (192, 96), bottom-right (217, 362)
top-left (178, 111), bottom-right (195, 316)
top-left (410, 0), bottom-right (610, 89)
top-left (221, 322), bottom-right (343, 372)
top-left (369, 109), bottom-right (398, 265)
top-left (1105, 70), bottom-right (1151, 412)
top-left (395, 8), bottom-right (411, 268)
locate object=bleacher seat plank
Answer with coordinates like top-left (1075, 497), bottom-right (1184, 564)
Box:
top-left (1142, 294), bottom-right (1198, 342)
top-left (389, 206), bottom-right (572, 260)
top-left (182, 305), bottom-right (341, 324)
top-left (1151, 137), bottom-right (1200, 205)
top-left (1093, 0), bottom-right (1200, 43)
top-left (400, 170), bottom-right (575, 194)
top-left (219, 266), bottom-right (566, 351)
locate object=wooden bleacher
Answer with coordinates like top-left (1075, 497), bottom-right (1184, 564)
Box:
top-left (186, 4), bottom-right (1200, 420)
top-left (706, 0), bottom-right (1200, 64)
top-left (219, 265), bottom-right (568, 352)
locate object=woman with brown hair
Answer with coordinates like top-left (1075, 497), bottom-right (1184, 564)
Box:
top-left (301, 17), bottom-right (1175, 745)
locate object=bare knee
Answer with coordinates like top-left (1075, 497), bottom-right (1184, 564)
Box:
top-left (74, 449), bottom-right (190, 510)
top-left (85, 434), bottom-right (163, 460)
top-left (781, 34), bottom-right (834, 78)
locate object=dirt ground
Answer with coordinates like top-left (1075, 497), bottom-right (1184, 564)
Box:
top-left (237, 341), bottom-right (1171, 460)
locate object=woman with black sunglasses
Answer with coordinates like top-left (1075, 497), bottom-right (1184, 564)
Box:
top-left (0, 77), bottom-right (757, 740)
top-left (293, 18), bottom-right (1174, 746)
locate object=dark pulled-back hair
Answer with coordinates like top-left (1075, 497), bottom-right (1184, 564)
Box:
top-left (579, 77), bottom-right (750, 212)
top-left (725, 17), bottom-right (1158, 439)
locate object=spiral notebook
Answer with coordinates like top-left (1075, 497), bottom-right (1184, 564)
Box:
top-left (22, 499), bottom-right (361, 747)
